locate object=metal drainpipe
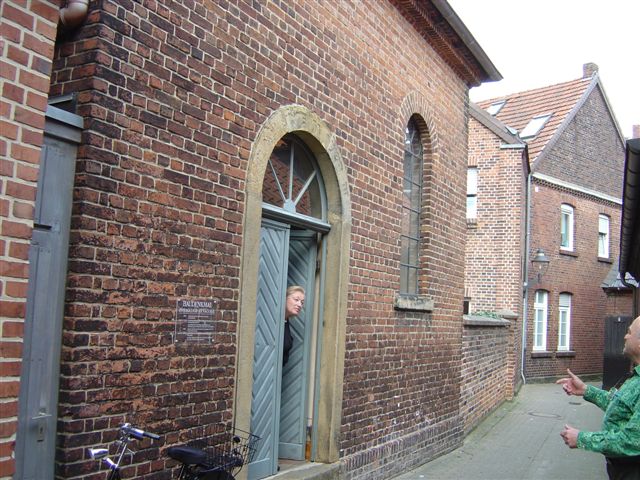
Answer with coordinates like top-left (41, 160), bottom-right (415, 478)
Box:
top-left (521, 165), bottom-right (532, 385)
top-left (59, 0), bottom-right (89, 29)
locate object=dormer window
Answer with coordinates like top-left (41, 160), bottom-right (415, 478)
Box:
top-left (486, 100), bottom-right (506, 116)
top-left (520, 114), bottom-right (552, 139)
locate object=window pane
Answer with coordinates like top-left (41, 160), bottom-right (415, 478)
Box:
top-left (400, 235), bottom-right (410, 265)
top-left (400, 265), bottom-right (408, 293)
top-left (533, 290), bottom-right (547, 351)
top-left (560, 205), bottom-right (573, 250)
top-left (406, 266), bottom-right (417, 295)
top-left (521, 114), bottom-right (551, 139)
top-left (407, 237), bottom-right (419, 266)
top-left (486, 100), bottom-right (506, 116)
top-left (262, 136), bottom-right (323, 219)
top-left (409, 210), bottom-right (420, 239)
top-left (467, 168), bottom-right (478, 195)
top-left (400, 118), bottom-right (423, 295)
top-left (467, 196), bottom-right (477, 219)
top-left (598, 215), bottom-right (609, 257)
top-left (263, 139), bottom-right (289, 207)
top-left (558, 293), bottom-right (571, 351)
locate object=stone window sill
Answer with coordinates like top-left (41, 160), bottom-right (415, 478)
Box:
top-left (556, 350), bottom-right (575, 357)
top-left (597, 257), bottom-right (612, 264)
top-left (531, 351), bottom-right (553, 358)
top-left (394, 294), bottom-right (434, 312)
top-left (559, 249), bottom-right (578, 258)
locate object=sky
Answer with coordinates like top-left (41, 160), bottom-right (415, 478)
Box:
top-left (447, 0), bottom-right (639, 139)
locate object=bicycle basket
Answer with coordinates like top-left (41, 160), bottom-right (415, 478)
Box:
top-left (187, 424), bottom-right (260, 475)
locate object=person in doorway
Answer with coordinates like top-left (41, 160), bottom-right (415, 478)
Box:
top-left (283, 286), bottom-right (305, 365)
top-left (556, 315), bottom-right (640, 480)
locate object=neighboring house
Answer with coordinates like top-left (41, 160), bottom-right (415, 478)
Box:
top-left (462, 104), bottom-right (529, 430)
top-left (0, 2), bottom-right (502, 480)
top-left (473, 63), bottom-right (627, 381)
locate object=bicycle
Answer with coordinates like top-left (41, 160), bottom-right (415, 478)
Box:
top-left (167, 424), bottom-right (260, 480)
top-left (87, 423), bottom-right (160, 480)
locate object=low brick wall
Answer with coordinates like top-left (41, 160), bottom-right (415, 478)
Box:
top-left (461, 315), bottom-right (513, 434)
top-left (340, 415), bottom-right (462, 480)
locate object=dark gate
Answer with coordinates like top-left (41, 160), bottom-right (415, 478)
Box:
top-left (602, 316), bottom-right (633, 389)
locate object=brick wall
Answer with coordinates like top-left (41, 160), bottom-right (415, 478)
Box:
top-left (460, 318), bottom-right (513, 434)
top-left (526, 181), bottom-right (623, 378)
top-left (465, 115), bottom-right (526, 401)
top-left (0, 1), bottom-right (59, 477)
top-left (20, 1), bottom-right (477, 479)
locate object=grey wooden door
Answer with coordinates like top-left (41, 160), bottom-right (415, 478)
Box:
top-left (249, 220), bottom-right (290, 479)
top-left (279, 231), bottom-right (316, 459)
top-left (603, 315), bottom-right (633, 389)
top-left (14, 106), bottom-right (82, 479)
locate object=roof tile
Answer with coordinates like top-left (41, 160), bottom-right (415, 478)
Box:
top-left (477, 77), bottom-right (592, 161)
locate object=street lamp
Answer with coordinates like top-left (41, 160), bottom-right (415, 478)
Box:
top-left (531, 248), bottom-right (550, 284)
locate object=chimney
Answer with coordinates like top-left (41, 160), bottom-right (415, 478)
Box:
top-left (583, 63), bottom-right (598, 78)
top-left (633, 125), bottom-right (640, 139)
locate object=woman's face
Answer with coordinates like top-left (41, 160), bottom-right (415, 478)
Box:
top-left (285, 291), bottom-right (305, 319)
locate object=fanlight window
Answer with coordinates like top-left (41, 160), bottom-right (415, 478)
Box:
top-left (262, 135), bottom-right (324, 221)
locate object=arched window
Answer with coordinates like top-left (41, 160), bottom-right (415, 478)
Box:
top-left (400, 117), bottom-right (423, 295)
top-left (262, 134), bottom-right (328, 232)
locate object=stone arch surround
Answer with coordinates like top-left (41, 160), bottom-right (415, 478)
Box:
top-left (235, 104), bottom-right (352, 466)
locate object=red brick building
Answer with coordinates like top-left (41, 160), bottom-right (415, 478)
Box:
top-left (472, 64), bottom-right (628, 382)
top-left (462, 103), bottom-right (529, 429)
top-left (0, 1), bottom-right (503, 479)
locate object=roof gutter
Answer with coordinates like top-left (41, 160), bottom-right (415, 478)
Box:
top-left (59, 0), bottom-right (89, 29)
top-left (431, 0), bottom-right (502, 82)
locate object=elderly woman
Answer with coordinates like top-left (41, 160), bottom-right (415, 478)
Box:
top-left (283, 286), bottom-right (305, 365)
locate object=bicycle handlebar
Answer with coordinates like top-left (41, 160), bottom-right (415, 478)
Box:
top-left (121, 423), bottom-right (160, 440)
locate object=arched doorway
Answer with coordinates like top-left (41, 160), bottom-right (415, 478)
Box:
top-left (249, 134), bottom-right (329, 478)
top-left (235, 106), bottom-right (351, 480)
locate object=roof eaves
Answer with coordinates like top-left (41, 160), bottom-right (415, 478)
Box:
top-left (431, 0), bottom-right (502, 84)
top-left (620, 138), bottom-right (640, 280)
top-left (470, 102), bottom-right (522, 145)
top-left (593, 78), bottom-right (627, 143)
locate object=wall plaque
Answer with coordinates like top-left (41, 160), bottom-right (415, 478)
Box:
top-left (175, 299), bottom-right (216, 343)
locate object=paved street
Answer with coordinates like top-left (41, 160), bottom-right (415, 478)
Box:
top-left (392, 382), bottom-right (607, 480)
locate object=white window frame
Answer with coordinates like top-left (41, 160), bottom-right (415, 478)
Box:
top-left (598, 214), bottom-right (609, 258)
top-left (560, 204), bottom-right (574, 251)
top-left (466, 167), bottom-right (478, 220)
top-left (558, 293), bottom-right (572, 351)
top-left (533, 290), bottom-right (548, 351)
